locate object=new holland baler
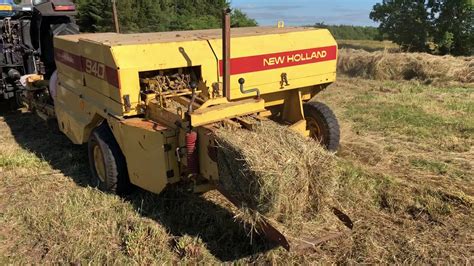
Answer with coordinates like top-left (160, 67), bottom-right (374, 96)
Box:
top-left (22, 10), bottom-right (344, 250)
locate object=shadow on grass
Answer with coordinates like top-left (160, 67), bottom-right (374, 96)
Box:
top-left (0, 105), bottom-right (275, 261)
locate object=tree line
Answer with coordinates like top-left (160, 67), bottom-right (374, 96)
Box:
top-left (74, 0), bottom-right (257, 33)
top-left (370, 0), bottom-right (473, 55)
top-left (312, 23), bottom-right (382, 41)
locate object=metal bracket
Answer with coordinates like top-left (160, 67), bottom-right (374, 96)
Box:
top-left (280, 73), bottom-right (290, 89)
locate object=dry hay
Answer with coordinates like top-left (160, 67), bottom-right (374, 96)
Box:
top-left (215, 120), bottom-right (340, 234)
top-left (337, 48), bottom-right (474, 85)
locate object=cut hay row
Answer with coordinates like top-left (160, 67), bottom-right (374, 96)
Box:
top-left (215, 120), bottom-right (339, 233)
top-left (337, 49), bottom-right (474, 84)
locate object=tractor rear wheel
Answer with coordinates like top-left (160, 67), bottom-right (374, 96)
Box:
top-left (88, 123), bottom-right (131, 195)
top-left (51, 23), bottom-right (80, 36)
top-left (303, 101), bottom-right (340, 151)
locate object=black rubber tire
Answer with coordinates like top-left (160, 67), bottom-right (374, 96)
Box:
top-left (51, 23), bottom-right (80, 36)
top-left (88, 123), bottom-right (131, 195)
top-left (303, 101), bottom-right (340, 151)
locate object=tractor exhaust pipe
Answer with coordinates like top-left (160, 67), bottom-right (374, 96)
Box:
top-left (222, 8), bottom-right (231, 99)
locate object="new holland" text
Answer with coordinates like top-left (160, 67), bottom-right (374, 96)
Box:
top-left (263, 50), bottom-right (328, 66)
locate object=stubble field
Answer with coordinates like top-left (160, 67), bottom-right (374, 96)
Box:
top-left (0, 51), bottom-right (473, 263)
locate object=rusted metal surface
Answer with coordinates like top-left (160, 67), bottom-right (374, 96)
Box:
top-left (111, 0), bottom-right (120, 33)
top-left (234, 116), bottom-right (259, 130)
top-left (290, 232), bottom-right (345, 251)
top-left (121, 118), bottom-right (168, 131)
top-left (141, 73), bottom-right (192, 92)
top-left (222, 8), bottom-right (231, 99)
top-left (174, 96), bottom-right (201, 110)
top-left (258, 219), bottom-right (291, 251)
top-left (217, 186), bottom-right (291, 250)
top-left (332, 207), bottom-right (354, 229)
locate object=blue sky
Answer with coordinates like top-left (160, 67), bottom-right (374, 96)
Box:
top-left (231, 0), bottom-right (379, 26)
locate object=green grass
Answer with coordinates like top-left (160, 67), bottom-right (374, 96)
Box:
top-left (410, 159), bottom-right (449, 175)
top-left (0, 150), bottom-right (46, 169)
top-left (347, 103), bottom-right (446, 136)
top-left (342, 81), bottom-right (473, 153)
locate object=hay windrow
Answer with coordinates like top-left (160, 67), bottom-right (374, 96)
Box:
top-left (337, 48), bottom-right (474, 85)
top-left (215, 120), bottom-right (338, 231)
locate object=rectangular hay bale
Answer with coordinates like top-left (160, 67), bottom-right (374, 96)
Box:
top-left (215, 120), bottom-right (339, 231)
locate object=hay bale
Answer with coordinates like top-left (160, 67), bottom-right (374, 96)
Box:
top-left (337, 49), bottom-right (474, 84)
top-left (215, 120), bottom-right (338, 230)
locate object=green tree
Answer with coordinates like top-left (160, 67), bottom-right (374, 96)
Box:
top-left (370, 0), bottom-right (433, 52)
top-left (76, 0), bottom-right (113, 32)
top-left (370, 0), bottom-right (473, 55)
top-left (433, 0), bottom-right (473, 55)
top-left (76, 0), bottom-right (257, 33)
top-left (313, 23), bottom-right (382, 40)
top-left (438, 31), bottom-right (455, 54)
top-left (231, 9), bottom-right (258, 27)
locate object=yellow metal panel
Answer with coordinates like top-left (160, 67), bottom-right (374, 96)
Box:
top-left (53, 37), bottom-right (83, 86)
top-left (110, 41), bottom-right (218, 109)
top-left (57, 72), bottom-right (123, 116)
top-left (164, 136), bottom-right (180, 184)
top-left (289, 120), bottom-right (310, 137)
top-left (262, 87), bottom-right (314, 107)
top-left (54, 36), bottom-right (128, 118)
top-left (282, 90), bottom-right (305, 123)
top-left (117, 68), bottom-right (140, 114)
top-left (0, 5), bottom-right (12, 11)
top-left (197, 126), bottom-right (219, 181)
top-left (55, 63), bottom-right (83, 91)
top-left (190, 98), bottom-right (265, 127)
top-left (207, 29), bottom-right (337, 100)
top-left (55, 84), bottom-right (89, 144)
top-left (79, 40), bottom-right (118, 100)
top-left (109, 118), bottom-right (176, 194)
top-left (111, 40), bottom-right (217, 70)
top-left (55, 70), bottom-right (124, 144)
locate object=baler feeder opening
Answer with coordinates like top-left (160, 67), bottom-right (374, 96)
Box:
top-left (139, 66), bottom-right (202, 94)
top-left (139, 66), bottom-right (203, 109)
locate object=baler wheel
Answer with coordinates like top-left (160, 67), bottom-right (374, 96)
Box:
top-left (303, 101), bottom-right (340, 151)
top-left (88, 123), bottom-right (131, 195)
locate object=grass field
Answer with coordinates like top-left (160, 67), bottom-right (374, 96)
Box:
top-left (338, 39), bottom-right (399, 52)
top-left (0, 76), bottom-right (472, 263)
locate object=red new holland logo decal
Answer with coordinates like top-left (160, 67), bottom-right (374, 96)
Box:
top-left (219, 45), bottom-right (337, 76)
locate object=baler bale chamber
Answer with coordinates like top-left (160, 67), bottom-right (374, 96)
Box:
top-left (46, 10), bottom-right (347, 251)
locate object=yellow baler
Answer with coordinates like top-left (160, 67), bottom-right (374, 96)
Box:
top-left (43, 11), bottom-right (342, 250)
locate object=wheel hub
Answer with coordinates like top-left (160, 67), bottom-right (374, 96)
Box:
top-left (306, 117), bottom-right (324, 144)
top-left (93, 145), bottom-right (106, 182)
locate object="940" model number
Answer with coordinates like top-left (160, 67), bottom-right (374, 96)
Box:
top-left (84, 59), bottom-right (105, 80)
